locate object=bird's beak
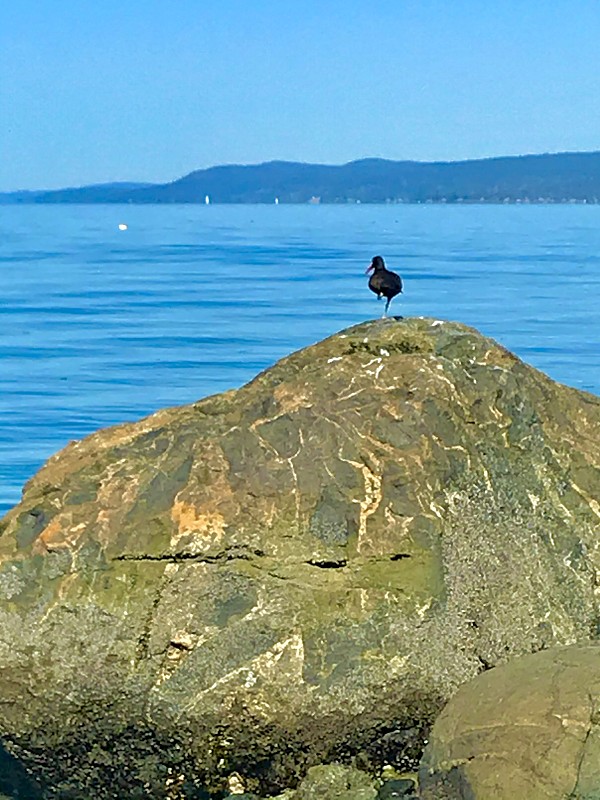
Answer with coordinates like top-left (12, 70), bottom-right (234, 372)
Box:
top-left (365, 264), bottom-right (374, 274)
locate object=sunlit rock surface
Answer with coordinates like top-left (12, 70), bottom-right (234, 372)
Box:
top-left (1, 317), bottom-right (599, 798)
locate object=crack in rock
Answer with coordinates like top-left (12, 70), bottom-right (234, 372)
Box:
top-left (113, 547), bottom-right (265, 564)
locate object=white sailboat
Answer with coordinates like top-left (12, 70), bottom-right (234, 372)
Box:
top-left (204, 195), bottom-right (210, 205)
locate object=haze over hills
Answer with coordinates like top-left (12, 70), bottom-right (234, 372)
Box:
top-left (0, 182), bottom-right (154, 203)
top-left (3, 152), bottom-right (600, 204)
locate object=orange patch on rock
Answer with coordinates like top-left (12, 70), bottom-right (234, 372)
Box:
top-left (32, 517), bottom-right (68, 554)
top-left (171, 500), bottom-right (226, 546)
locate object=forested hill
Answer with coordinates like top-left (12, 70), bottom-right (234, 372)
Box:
top-left (4, 152), bottom-right (600, 204)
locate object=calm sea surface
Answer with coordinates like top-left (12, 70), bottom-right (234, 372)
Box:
top-left (1, 204), bottom-right (599, 515)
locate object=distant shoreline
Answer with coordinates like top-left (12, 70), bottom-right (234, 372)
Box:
top-left (3, 151), bottom-right (600, 205)
top-left (2, 199), bottom-right (600, 206)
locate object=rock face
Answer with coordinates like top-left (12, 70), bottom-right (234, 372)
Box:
top-left (419, 644), bottom-right (600, 799)
top-left (0, 317), bottom-right (600, 798)
top-left (292, 763), bottom-right (378, 800)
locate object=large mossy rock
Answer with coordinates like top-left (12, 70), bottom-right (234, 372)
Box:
top-left (1, 318), bottom-right (600, 797)
top-left (419, 644), bottom-right (600, 799)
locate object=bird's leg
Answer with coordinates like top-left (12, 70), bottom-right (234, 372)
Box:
top-left (384, 297), bottom-right (391, 317)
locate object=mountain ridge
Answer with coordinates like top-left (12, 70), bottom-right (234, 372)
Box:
top-left (3, 151), bottom-right (600, 204)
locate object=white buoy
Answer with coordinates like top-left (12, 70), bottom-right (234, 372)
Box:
top-left (118, 223), bottom-right (128, 231)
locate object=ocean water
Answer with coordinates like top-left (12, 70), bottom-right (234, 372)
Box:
top-left (1, 204), bottom-right (599, 516)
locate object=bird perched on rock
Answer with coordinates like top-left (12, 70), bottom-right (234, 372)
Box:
top-left (366, 255), bottom-right (403, 317)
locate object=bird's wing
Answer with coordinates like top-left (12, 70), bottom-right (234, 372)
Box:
top-left (392, 273), bottom-right (403, 292)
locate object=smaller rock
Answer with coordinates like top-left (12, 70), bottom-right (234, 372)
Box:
top-left (224, 794), bottom-right (260, 800)
top-left (419, 644), bottom-right (600, 799)
top-left (227, 771), bottom-right (247, 794)
top-left (377, 778), bottom-right (417, 799)
top-left (295, 764), bottom-right (378, 800)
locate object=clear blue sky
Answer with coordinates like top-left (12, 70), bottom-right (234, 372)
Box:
top-left (2, 1), bottom-right (600, 190)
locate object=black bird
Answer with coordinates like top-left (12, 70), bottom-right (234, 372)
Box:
top-left (366, 255), bottom-right (403, 317)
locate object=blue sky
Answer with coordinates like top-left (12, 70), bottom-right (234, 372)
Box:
top-left (1, 1), bottom-right (600, 190)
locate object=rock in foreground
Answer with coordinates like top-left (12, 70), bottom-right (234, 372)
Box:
top-left (419, 644), bottom-right (600, 799)
top-left (1, 317), bottom-right (600, 798)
